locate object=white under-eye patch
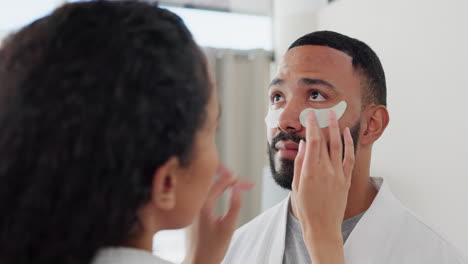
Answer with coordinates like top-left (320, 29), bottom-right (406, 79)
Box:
top-left (299, 101), bottom-right (347, 128)
top-left (265, 108), bottom-right (284, 128)
top-left (265, 101), bottom-right (347, 129)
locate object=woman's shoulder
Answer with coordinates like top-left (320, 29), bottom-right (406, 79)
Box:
top-left (92, 247), bottom-right (174, 264)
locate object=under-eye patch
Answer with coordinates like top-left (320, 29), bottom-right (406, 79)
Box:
top-left (265, 101), bottom-right (347, 129)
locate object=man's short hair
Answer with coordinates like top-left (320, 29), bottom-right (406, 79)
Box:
top-left (289, 31), bottom-right (387, 107)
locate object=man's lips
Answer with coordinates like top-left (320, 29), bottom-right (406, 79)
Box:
top-left (275, 141), bottom-right (299, 160)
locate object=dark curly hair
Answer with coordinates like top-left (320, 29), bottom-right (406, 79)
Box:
top-left (289, 31), bottom-right (387, 107)
top-left (0, 1), bottom-right (210, 264)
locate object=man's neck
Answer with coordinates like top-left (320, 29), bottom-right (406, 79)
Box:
top-left (343, 171), bottom-right (377, 219)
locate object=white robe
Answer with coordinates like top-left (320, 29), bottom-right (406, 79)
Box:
top-left (92, 247), bottom-right (173, 264)
top-left (223, 178), bottom-right (467, 264)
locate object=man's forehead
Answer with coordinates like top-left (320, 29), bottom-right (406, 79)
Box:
top-left (278, 45), bottom-right (353, 73)
top-left (271, 45), bottom-right (362, 100)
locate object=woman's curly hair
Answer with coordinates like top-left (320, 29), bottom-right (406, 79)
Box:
top-left (0, 1), bottom-right (210, 264)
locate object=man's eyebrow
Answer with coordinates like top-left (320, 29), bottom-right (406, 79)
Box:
top-left (268, 78), bottom-right (284, 89)
top-left (268, 78), bottom-right (336, 91)
top-left (299, 78), bottom-right (336, 91)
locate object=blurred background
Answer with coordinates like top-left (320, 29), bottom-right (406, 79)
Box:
top-left (1, 0), bottom-right (467, 262)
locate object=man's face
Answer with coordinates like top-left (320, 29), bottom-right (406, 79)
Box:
top-left (267, 45), bottom-right (363, 189)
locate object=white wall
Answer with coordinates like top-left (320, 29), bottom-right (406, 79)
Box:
top-left (0, 0), bottom-right (67, 44)
top-left (272, 0), bottom-right (326, 61)
top-left (161, 0), bottom-right (271, 15)
top-left (319, 0), bottom-right (468, 254)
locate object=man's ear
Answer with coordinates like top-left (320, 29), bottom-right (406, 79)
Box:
top-left (360, 105), bottom-right (390, 146)
top-left (151, 156), bottom-right (180, 211)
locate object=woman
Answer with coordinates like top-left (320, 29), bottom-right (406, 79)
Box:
top-left (0, 1), bottom-right (252, 263)
top-left (0, 1), bottom-right (353, 264)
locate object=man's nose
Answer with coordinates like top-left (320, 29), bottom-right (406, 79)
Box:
top-left (277, 104), bottom-right (303, 132)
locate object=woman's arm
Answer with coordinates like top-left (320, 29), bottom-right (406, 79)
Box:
top-left (183, 166), bottom-right (253, 264)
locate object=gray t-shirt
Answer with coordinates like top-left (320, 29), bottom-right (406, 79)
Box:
top-left (282, 203), bottom-right (365, 264)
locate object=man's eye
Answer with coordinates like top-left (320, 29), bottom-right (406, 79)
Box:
top-left (310, 91), bottom-right (326, 102)
top-left (272, 93), bottom-right (284, 104)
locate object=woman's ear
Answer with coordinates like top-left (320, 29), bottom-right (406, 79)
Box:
top-left (151, 156), bottom-right (180, 211)
top-left (360, 105), bottom-right (390, 146)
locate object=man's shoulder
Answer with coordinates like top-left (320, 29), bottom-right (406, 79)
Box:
top-left (350, 183), bottom-right (467, 263)
top-left (342, 179), bottom-right (468, 263)
top-left (396, 207), bottom-right (467, 262)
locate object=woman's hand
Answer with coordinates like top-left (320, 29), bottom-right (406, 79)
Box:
top-left (183, 166), bottom-right (254, 264)
top-left (291, 109), bottom-right (355, 264)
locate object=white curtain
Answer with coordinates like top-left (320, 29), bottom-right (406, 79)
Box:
top-left (204, 47), bottom-right (272, 226)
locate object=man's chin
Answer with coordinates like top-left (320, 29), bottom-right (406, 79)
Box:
top-left (270, 158), bottom-right (295, 190)
top-left (268, 147), bottom-right (295, 190)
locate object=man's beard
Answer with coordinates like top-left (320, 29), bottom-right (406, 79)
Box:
top-left (268, 122), bottom-right (361, 190)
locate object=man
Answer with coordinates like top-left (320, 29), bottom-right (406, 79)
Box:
top-left (223, 31), bottom-right (466, 263)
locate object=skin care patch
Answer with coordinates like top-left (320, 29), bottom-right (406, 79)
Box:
top-left (299, 101), bottom-right (347, 128)
top-left (265, 108), bottom-right (284, 128)
top-left (265, 101), bottom-right (347, 129)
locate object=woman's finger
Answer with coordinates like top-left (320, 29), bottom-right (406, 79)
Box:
top-left (328, 109), bottom-right (343, 169)
top-left (203, 166), bottom-right (237, 212)
top-left (342, 127), bottom-right (355, 184)
top-left (221, 182), bottom-right (254, 229)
